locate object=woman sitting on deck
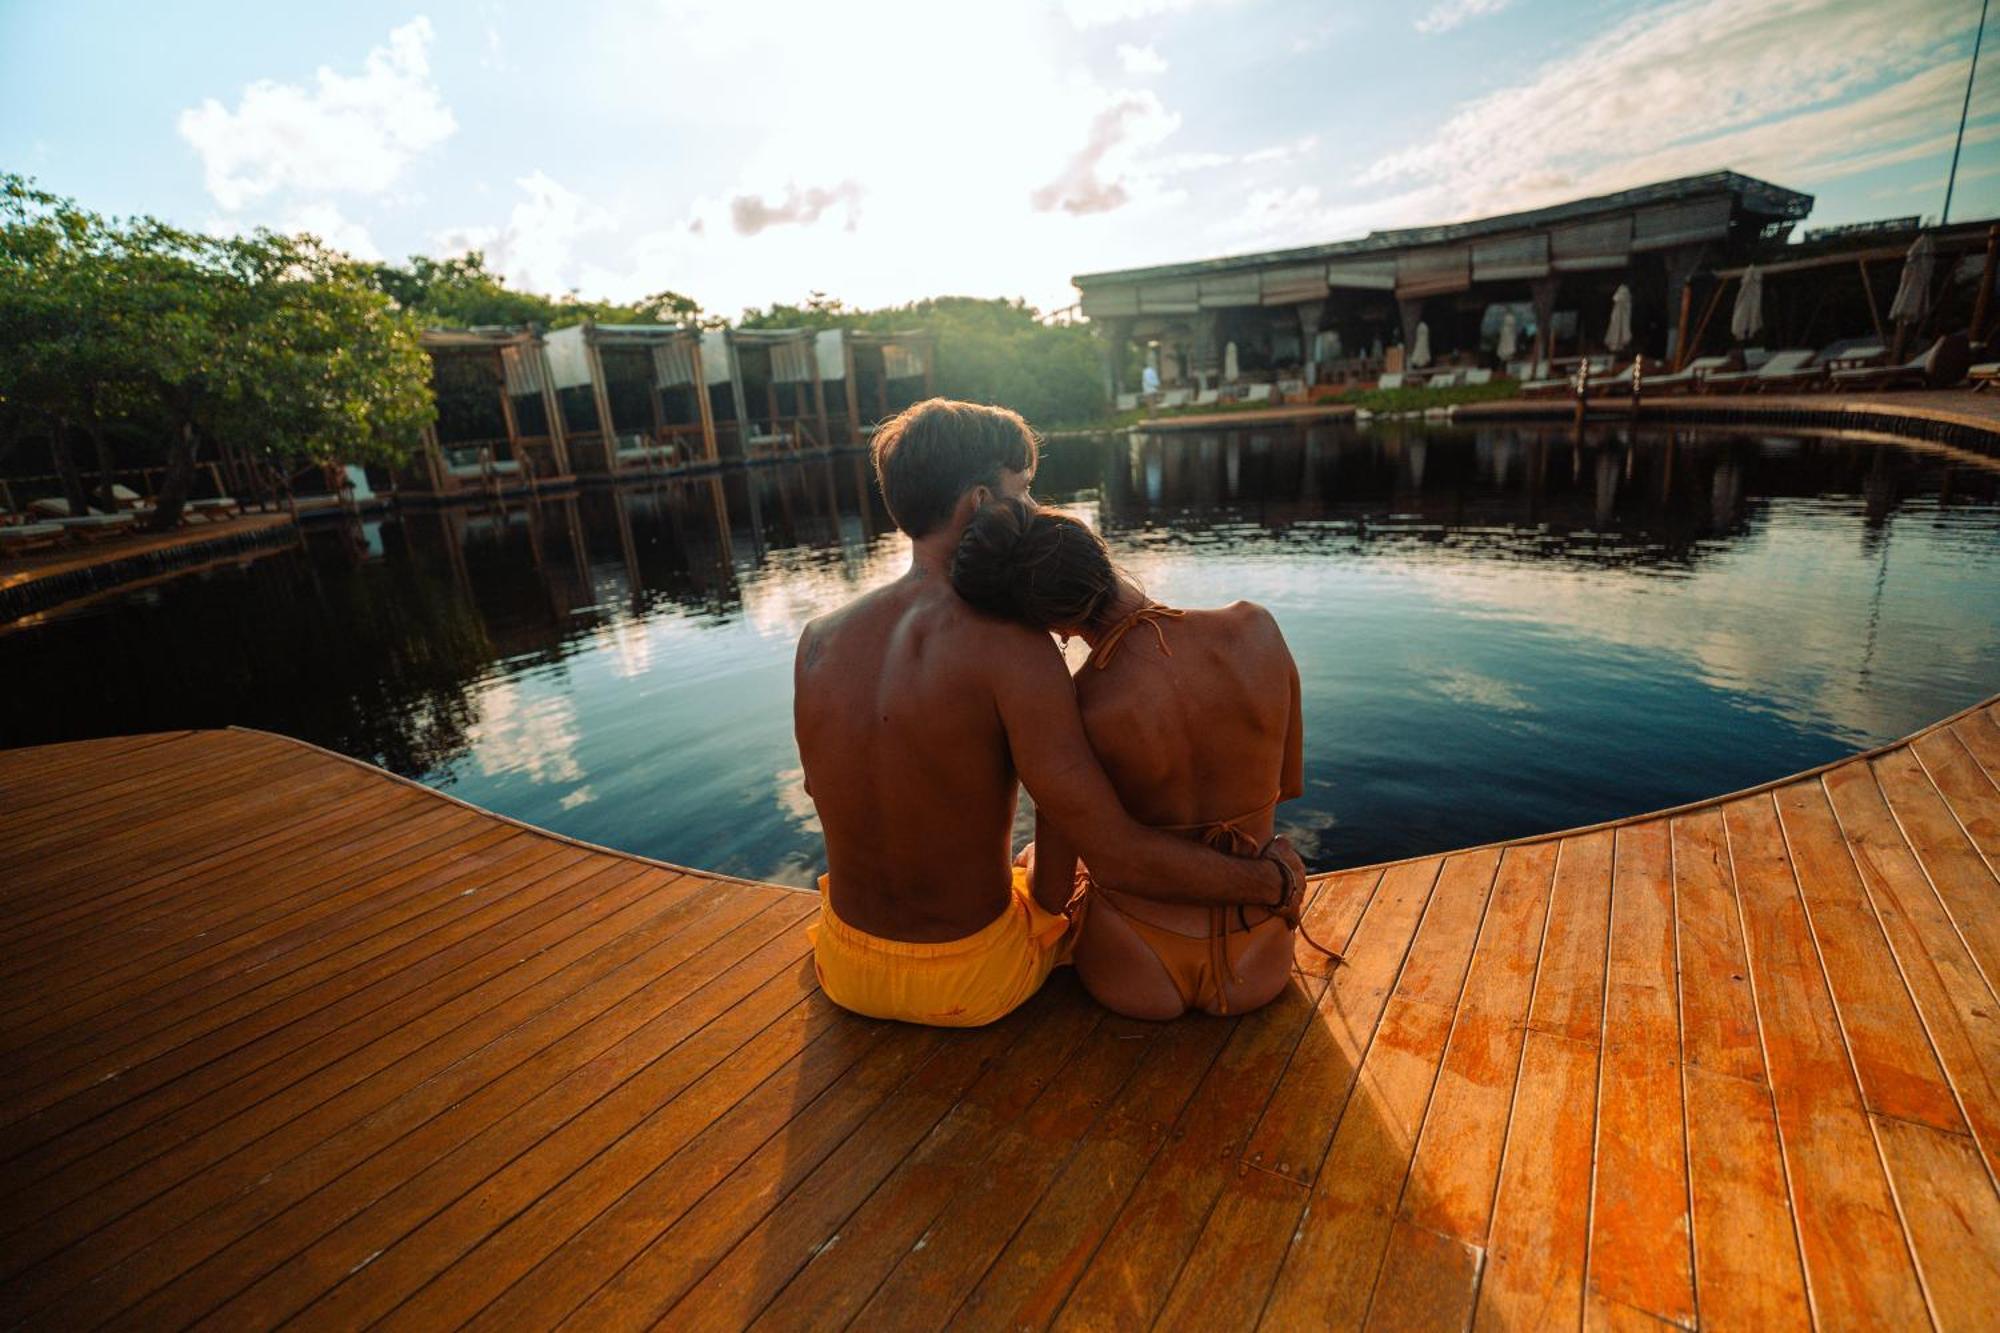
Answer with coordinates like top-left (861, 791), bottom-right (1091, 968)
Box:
top-left (950, 497), bottom-right (1333, 1019)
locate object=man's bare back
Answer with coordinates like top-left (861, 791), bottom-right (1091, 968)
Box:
top-left (796, 568), bottom-right (1048, 941)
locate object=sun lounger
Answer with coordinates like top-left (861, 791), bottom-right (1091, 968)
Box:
top-left (0, 521), bottom-right (70, 554)
top-left (1827, 334), bottom-right (1971, 392)
top-left (1970, 362), bottom-right (2000, 392)
top-left (1242, 384), bottom-right (1274, 403)
top-left (1642, 355), bottom-right (1734, 395)
top-left (1376, 373), bottom-right (1405, 390)
top-left (1159, 388), bottom-right (1193, 408)
top-left (1700, 349), bottom-right (1817, 393)
top-left (1192, 388), bottom-right (1220, 407)
top-left (1115, 392), bottom-right (1139, 412)
top-left (53, 513), bottom-right (137, 543)
top-left (1462, 368), bottom-right (1492, 386)
top-left (187, 497), bottom-right (243, 522)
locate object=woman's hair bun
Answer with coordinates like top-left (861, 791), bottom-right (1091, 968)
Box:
top-left (950, 495), bottom-right (1117, 632)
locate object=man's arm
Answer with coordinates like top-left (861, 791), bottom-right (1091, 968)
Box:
top-left (1281, 647), bottom-right (1304, 803)
top-left (1028, 810), bottom-right (1080, 916)
top-left (987, 625), bottom-right (1300, 906)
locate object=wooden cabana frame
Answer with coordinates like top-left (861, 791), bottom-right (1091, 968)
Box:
top-left (843, 330), bottom-right (938, 437)
top-left (402, 329), bottom-right (572, 502)
top-left (729, 329), bottom-right (832, 456)
top-left (543, 322), bottom-right (720, 477)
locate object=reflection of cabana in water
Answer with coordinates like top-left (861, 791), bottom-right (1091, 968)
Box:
top-left (816, 329), bottom-right (937, 442)
top-left (402, 329), bottom-right (572, 501)
top-left (696, 328), bottom-right (837, 460)
top-left (542, 322), bottom-right (719, 477)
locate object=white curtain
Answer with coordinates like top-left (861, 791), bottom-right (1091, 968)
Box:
top-left (815, 329), bottom-right (846, 380)
top-left (882, 342), bottom-right (928, 380)
top-left (769, 339), bottom-right (816, 384)
top-left (541, 325), bottom-right (593, 390)
top-left (1605, 285), bottom-right (1633, 352)
top-left (651, 340), bottom-right (699, 389)
top-left (1731, 267), bottom-right (1764, 341)
top-left (499, 343), bottom-right (548, 396)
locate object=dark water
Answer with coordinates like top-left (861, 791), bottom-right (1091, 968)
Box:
top-left (5, 423), bottom-right (1999, 884)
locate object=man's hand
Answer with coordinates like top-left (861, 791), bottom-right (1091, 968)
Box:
top-left (1263, 836), bottom-right (1308, 924)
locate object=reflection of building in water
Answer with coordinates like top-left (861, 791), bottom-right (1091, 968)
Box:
top-left (1082, 425), bottom-right (2000, 572)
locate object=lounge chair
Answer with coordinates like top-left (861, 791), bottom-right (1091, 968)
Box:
top-left (1970, 362), bottom-right (2000, 392)
top-left (1115, 392), bottom-right (1139, 412)
top-left (1827, 334), bottom-right (1971, 392)
top-left (1522, 356), bottom-right (1612, 398)
top-left (1376, 373), bottom-right (1405, 390)
top-left (1192, 388), bottom-right (1220, 408)
top-left (1462, 368), bottom-right (1492, 386)
top-left (1242, 384), bottom-right (1274, 404)
top-left (54, 513), bottom-right (137, 543)
top-left (0, 521), bottom-right (70, 555)
top-left (1159, 388), bottom-right (1193, 408)
top-left (187, 497), bottom-right (244, 522)
top-left (1642, 354), bottom-right (1734, 395)
top-left (1700, 349), bottom-right (1817, 394)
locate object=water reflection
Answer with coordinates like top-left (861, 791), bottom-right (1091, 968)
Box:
top-left (3, 425), bottom-right (1997, 882)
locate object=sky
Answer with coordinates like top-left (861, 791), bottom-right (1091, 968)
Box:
top-left (3, 0), bottom-right (1996, 317)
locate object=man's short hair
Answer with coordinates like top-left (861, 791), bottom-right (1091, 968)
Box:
top-left (871, 398), bottom-right (1038, 538)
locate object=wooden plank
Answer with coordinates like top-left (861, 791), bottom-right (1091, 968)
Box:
top-left (0, 849), bottom-right (645, 1210)
top-left (743, 980), bottom-right (1166, 1333)
top-left (379, 989), bottom-right (910, 1333)
top-left (0, 812), bottom-right (521, 1089)
top-left (1823, 761), bottom-right (2000, 1185)
top-left (1873, 748), bottom-right (2000, 999)
top-left (1161, 850), bottom-right (1494, 1329)
top-left (1475, 1029), bottom-right (1600, 1328)
top-left (939, 1013), bottom-right (1235, 1332)
top-left (0, 864), bottom-right (713, 1315)
top-left (1672, 810), bottom-right (1764, 1081)
top-left (829, 1010), bottom-right (1156, 1328)
top-left (1392, 841), bottom-right (1558, 1248)
top-left (187, 914), bottom-right (834, 1329)
top-left (1683, 1065), bottom-right (1810, 1329)
top-left (1585, 820), bottom-right (1694, 1327)
top-left (1870, 1114), bottom-right (2000, 1329)
top-left (27, 890), bottom-right (803, 1328)
top-left (1952, 711), bottom-right (2000, 783)
top-left (1913, 729), bottom-right (2000, 876)
top-left (1045, 868), bottom-right (1386, 1331)
top-left (1723, 793), bottom-right (1929, 1328)
top-left (1362, 1220), bottom-right (1481, 1332)
top-left (1775, 779), bottom-right (1963, 1130)
top-left (0, 828), bottom-right (578, 1074)
top-left (1530, 830), bottom-right (1616, 1043)
top-left (473, 1021), bottom-right (961, 1330)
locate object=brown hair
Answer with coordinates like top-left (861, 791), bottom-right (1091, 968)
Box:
top-left (951, 496), bottom-right (1118, 632)
top-left (872, 398), bottom-right (1039, 538)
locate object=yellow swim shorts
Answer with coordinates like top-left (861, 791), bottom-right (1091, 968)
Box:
top-left (809, 867), bottom-right (1075, 1028)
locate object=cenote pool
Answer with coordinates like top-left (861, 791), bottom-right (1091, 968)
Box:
top-left (5, 422), bottom-right (1999, 885)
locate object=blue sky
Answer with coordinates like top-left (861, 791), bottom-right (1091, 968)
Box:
top-left (3, 0), bottom-right (1995, 316)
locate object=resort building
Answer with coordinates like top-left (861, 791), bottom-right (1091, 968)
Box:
top-left (1074, 172), bottom-right (1817, 396)
top-left (541, 322), bottom-right (720, 477)
top-left (399, 329), bottom-right (573, 502)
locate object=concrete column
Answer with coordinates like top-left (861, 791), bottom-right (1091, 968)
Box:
top-left (1660, 244), bottom-right (1706, 365)
top-left (1529, 276), bottom-right (1561, 366)
top-left (1295, 300), bottom-right (1325, 386)
top-left (1191, 311), bottom-right (1222, 390)
top-left (1098, 317), bottom-right (1134, 402)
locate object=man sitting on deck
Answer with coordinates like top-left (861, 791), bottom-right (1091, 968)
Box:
top-left (793, 399), bottom-right (1306, 1027)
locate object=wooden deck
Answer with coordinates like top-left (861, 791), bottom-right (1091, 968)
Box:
top-left (3, 702), bottom-right (1999, 1329)
top-left (0, 513), bottom-right (298, 627)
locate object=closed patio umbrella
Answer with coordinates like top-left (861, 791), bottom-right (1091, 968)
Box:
top-left (1605, 285), bottom-right (1633, 352)
top-left (1888, 233), bottom-right (1937, 329)
top-left (1223, 340), bottom-right (1240, 382)
top-left (1412, 321), bottom-right (1432, 368)
top-left (1497, 310), bottom-right (1519, 361)
top-left (1730, 266), bottom-right (1764, 341)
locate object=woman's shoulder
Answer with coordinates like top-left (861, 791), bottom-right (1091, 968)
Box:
top-left (1188, 600), bottom-right (1285, 640)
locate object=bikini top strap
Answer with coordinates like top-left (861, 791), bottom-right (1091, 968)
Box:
top-left (1153, 795), bottom-right (1282, 855)
top-left (1089, 603), bottom-right (1187, 670)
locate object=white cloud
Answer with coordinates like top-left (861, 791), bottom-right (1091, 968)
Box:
top-left (1242, 133), bottom-right (1319, 165)
top-left (729, 181), bottom-right (864, 235)
top-left (435, 170), bottom-right (611, 294)
top-left (1117, 42), bottom-right (1169, 75)
top-left (178, 17), bottom-right (456, 211)
top-left (1030, 91), bottom-right (1180, 215)
top-left (279, 201), bottom-right (382, 260)
top-left (1061, 0), bottom-right (1230, 28)
top-left (1416, 0), bottom-right (1512, 36)
top-left (1359, 0), bottom-right (1984, 223)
